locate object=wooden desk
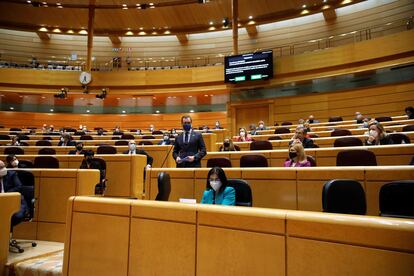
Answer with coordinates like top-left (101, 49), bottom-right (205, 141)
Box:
top-left (63, 197), bottom-right (414, 276)
top-left (0, 193), bottom-right (20, 276)
top-left (10, 169), bottom-right (99, 242)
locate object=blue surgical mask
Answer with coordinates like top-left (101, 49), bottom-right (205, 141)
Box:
top-left (183, 124), bottom-right (192, 132)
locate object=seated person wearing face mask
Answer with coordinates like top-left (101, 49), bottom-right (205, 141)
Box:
top-left (219, 138), bottom-right (237, 151)
top-left (0, 160), bottom-right (29, 227)
top-left (69, 142), bottom-right (86, 155)
top-left (365, 121), bottom-right (393, 146)
top-left (6, 154), bottom-right (20, 169)
top-left (201, 167), bottom-right (235, 206)
top-left (284, 143), bottom-right (311, 167)
top-left (201, 125), bottom-right (212, 133)
top-left (289, 127), bottom-right (316, 148)
top-left (158, 133), bottom-right (172, 145)
top-left (170, 128), bottom-right (177, 137)
top-left (113, 126), bottom-right (123, 136)
top-left (123, 140), bottom-right (153, 168)
top-left (8, 136), bottom-right (21, 146)
top-left (249, 124), bottom-right (259, 135)
top-left (405, 106), bottom-right (414, 119)
top-left (307, 115), bottom-right (319, 124)
top-left (256, 120), bottom-right (267, 131)
top-left (236, 127), bottom-right (252, 142)
top-left (58, 133), bottom-right (75, 147)
top-left (97, 129), bottom-right (105, 136)
top-left (214, 121), bottom-right (222, 129)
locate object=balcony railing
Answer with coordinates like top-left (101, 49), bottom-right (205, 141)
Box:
top-left (0, 16), bottom-right (412, 72)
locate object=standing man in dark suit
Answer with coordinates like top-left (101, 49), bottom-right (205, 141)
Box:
top-left (0, 160), bottom-right (28, 227)
top-left (173, 115), bottom-right (206, 168)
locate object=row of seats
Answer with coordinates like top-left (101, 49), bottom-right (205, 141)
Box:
top-left (145, 166), bottom-right (414, 216)
top-left (157, 172), bottom-right (413, 218)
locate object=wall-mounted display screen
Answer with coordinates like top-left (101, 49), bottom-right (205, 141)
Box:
top-left (224, 50), bottom-right (273, 83)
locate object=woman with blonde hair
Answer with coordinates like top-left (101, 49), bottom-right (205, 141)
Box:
top-left (219, 138), bottom-right (238, 151)
top-left (236, 127), bottom-right (252, 142)
top-left (284, 142), bottom-right (311, 167)
top-left (365, 121), bottom-right (393, 145)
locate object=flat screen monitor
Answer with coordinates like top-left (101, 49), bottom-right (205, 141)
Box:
top-left (224, 50), bottom-right (273, 83)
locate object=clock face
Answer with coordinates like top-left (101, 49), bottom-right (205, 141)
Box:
top-left (80, 71), bottom-right (92, 85)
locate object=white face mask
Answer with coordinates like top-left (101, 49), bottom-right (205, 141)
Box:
top-left (369, 130), bottom-right (378, 137)
top-left (12, 160), bottom-right (19, 168)
top-left (240, 131), bottom-right (246, 137)
top-left (210, 180), bottom-right (222, 192)
top-left (129, 144), bottom-right (136, 151)
top-left (259, 124), bottom-right (264, 129)
top-left (0, 168), bottom-right (7, 177)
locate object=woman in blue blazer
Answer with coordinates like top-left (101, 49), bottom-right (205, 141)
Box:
top-left (201, 167), bottom-right (235, 206)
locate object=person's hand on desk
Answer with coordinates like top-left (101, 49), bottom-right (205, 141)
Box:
top-left (186, 156), bottom-right (195, 162)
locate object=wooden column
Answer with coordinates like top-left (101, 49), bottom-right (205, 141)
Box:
top-left (86, 1), bottom-right (95, 72)
top-left (231, 0), bottom-right (238, 55)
